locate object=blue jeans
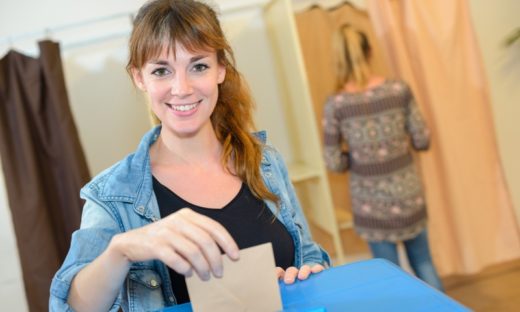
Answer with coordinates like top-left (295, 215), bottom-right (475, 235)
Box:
top-left (368, 230), bottom-right (444, 291)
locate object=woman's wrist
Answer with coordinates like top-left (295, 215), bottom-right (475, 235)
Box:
top-left (107, 233), bottom-right (132, 270)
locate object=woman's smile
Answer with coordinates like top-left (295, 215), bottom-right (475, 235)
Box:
top-left (166, 100), bottom-right (202, 115)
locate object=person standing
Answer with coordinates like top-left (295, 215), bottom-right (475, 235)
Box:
top-left (323, 25), bottom-right (443, 291)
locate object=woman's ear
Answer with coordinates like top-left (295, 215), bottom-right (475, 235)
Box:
top-left (131, 68), bottom-right (146, 91)
top-left (217, 64), bottom-right (226, 84)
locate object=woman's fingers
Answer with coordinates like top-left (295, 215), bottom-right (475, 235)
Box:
top-left (276, 264), bottom-right (325, 284)
top-left (275, 267), bottom-right (285, 280)
top-left (283, 267), bottom-right (299, 284)
top-left (173, 217), bottom-right (224, 278)
top-left (157, 245), bottom-right (192, 277)
top-left (180, 209), bottom-right (240, 260)
top-left (166, 232), bottom-right (214, 280)
top-left (121, 209), bottom-right (240, 280)
top-left (161, 208), bottom-right (239, 279)
top-left (297, 265), bottom-right (311, 281)
top-left (311, 264), bottom-right (325, 274)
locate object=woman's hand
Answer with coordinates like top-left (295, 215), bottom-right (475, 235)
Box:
top-left (112, 208), bottom-right (239, 280)
top-left (276, 264), bottom-right (325, 284)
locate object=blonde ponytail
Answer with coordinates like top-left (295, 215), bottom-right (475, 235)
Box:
top-left (334, 25), bottom-right (371, 91)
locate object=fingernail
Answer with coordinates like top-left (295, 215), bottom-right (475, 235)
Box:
top-left (214, 267), bottom-right (223, 278)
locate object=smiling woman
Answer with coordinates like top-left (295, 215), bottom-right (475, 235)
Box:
top-left (131, 46), bottom-right (225, 139)
top-left (49, 1), bottom-right (330, 311)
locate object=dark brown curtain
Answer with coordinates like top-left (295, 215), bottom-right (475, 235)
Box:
top-left (0, 40), bottom-right (90, 311)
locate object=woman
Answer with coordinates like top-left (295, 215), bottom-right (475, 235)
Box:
top-left (323, 25), bottom-right (443, 291)
top-left (49, 1), bottom-right (329, 311)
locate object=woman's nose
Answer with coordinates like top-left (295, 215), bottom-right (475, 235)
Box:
top-left (170, 72), bottom-right (193, 96)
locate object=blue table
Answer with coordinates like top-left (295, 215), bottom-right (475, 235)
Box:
top-left (159, 258), bottom-right (470, 312)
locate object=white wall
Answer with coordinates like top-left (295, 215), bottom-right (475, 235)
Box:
top-left (468, 0), bottom-right (520, 226)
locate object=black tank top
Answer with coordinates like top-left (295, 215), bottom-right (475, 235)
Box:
top-left (152, 176), bottom-right (294, 304)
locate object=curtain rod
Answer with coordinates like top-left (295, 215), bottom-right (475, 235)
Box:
top-left (0, 1), bottom-right (273, 48)
top-left (0, 12), bottom-right (133, 47)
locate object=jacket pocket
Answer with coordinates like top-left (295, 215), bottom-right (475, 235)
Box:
top-left (127, 268), bottom-right (164, 312)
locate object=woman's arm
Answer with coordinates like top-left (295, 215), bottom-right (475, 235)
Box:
top-left (67, 235), bottom-right (131, 312)
top-left (323, 96), bottom-right (350, 172)
top-left (404, 85), bottom-right (431, 150)
top-left (67, 208), bottom-right (239, 312)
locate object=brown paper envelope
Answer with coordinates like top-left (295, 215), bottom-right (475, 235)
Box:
top-left (186, 242), bottom-right (282, 312)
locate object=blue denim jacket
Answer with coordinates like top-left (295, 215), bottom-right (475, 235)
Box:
top-left (49, 126), bottom-right (330, 312)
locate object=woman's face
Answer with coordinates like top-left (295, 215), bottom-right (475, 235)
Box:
top-left (133, 43), bottom-right (226, 138)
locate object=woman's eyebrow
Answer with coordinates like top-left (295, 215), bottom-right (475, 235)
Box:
top-left (148, 60), bottom-right (169, 65)
top-left (147, 55), bottom-right (209, 65)
top-left (190, 55), bottom-right (209, 62)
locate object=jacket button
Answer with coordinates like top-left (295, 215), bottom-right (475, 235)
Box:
top-left (137, 206), bottom-right (145, 213)
top-left (169, 296), bottom-right (175, 302)
top-left (150, 279), bottom-right (158, 287)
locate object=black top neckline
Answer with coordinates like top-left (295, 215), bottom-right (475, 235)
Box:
top-left (152, 176), bottom-right (245, 211)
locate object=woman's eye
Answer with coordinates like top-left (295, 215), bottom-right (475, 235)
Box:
top-left (192, 63), bottom-right (209, 72)
top-left (151, 68), bottom-right (170, 77)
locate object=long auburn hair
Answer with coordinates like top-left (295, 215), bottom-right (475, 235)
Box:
top-left (126, 0), bottom-right (278, 205)
top-left (333, 25), bottom-right (372, 91)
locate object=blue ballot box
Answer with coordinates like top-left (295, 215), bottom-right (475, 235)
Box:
top-left (159, 258), bottom-right (470, 312)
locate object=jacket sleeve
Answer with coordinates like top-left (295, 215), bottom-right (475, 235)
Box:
top-left (323, 96), bottom-right (350, 172)
top-left (49, 193), bottom-right (123, 312)
top-left (272, 149), bottom-right (331, 268)
top-left (404, 84), bottom-right (431, 151)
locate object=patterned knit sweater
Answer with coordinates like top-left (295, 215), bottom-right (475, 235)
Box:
top-left (323, 79), bottom-right (430, 242)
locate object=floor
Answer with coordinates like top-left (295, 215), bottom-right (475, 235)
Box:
top-left (310, 223), bottom-right (520, 312)
top-left (444, 260), bottom-right (520, 311)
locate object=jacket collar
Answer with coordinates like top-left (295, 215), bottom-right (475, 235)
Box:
top-left (87, 126), bottom-right (160, 209)
top-left (254, 130), bottom-right (267, 144)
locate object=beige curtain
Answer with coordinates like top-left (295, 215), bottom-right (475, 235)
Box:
top-left (296, 1), bottom-right (520, 276)
top-left (366, 0), bottom-right (520, 275)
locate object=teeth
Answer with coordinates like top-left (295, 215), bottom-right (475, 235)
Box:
top-left (171, 103), bottom-right (197, 111)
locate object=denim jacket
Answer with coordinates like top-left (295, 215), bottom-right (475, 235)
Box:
top-left (49, 126), bottom-right (330, 312)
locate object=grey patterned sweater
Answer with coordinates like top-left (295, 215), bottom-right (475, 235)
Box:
top-left (323, 79), bottom-right (430, 242)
